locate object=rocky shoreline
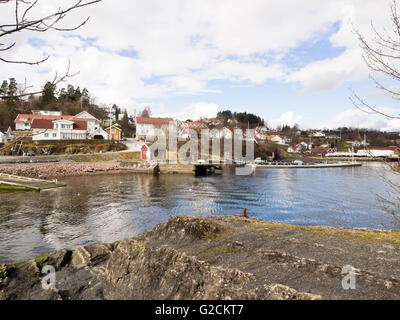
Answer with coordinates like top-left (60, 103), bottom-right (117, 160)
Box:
top-left (1, 215), bottom-right (400, 300)
top-left (0, 162), bottom-right (121, 179)
top-left (0, 161), bottom-right (193, 179)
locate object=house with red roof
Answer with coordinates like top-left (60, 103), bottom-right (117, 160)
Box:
top-left (31, 118), bottom-right (88, 141)
top-left (135, 117), bottom-right (175, 140)
top-left (177, 120), bottom-right (208, 139)
top-left (15, 113), bottom-right (74, 130)
top-left (15, 110), bottom-right (106, 140)
top-left (267, 135), bottom-right (287, 145)
top-left (311, 146), bottom-right (334, 156)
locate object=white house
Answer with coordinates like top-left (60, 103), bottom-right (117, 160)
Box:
top-left (135, 117), bottom-right (175, 140)
top-left (287, 144), bottom-right (303, 153)
top-left (72, 111), bottom-right (101, 135)
top-left (0, 127), bottom-right (14, 144)
top-left (177, 121), bottom-right (208, 140)
top-left (255, 126), bottom-right (268, 140)
top-left (32, 110), bottom-right (62, 116)
top-left (299, 141), bottom-right (308, 149)
top-left (15, 114), bottom-right (74, 130)
top-left (267, 135), bottom-right (286, 145)
top-left (209, 127), bottom-right (233, 139)
top-left (311, 131), bottom-right (326, 138)
top-left (89, 127), bottom-right (109, 139)
top-left (31, 119), bottom-right (87, 141)
top-left (14, 111), bottom-right (100, 133)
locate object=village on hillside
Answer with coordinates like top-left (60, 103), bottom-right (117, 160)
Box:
top-left (1, 103), bottom-right (400, 161)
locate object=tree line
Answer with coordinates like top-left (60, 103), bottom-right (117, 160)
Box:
top-left (216, 110), bottom-right (264, 127)
top-left (0, 78), bottom-right (134, 135)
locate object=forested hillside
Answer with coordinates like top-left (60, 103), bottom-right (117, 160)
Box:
top-left (0, 79), bottom-right (122, 132)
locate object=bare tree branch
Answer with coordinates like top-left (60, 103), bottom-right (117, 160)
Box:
top-left (0, 0), bottom-right (102, 98)
top-left (0, 0), bottom-right (102, 65)
top-left (351, 0), bottom-right (400, 120)
top-left (1, 60), bottom-right (79, 99)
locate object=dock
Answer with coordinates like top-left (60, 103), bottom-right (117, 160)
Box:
top-left (194, 164), bottom-right (223, 175)
top-left (0, 173), bottom-right (66, 192)
top-left (118, 161), bottom-right (160, 174)
top-left (254, 161), bottom-right (362, 169)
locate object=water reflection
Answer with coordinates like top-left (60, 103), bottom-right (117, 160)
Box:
top-left (0, 162), bottom-right (399, 263)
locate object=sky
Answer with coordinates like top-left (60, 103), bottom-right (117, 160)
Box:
top-left (2, 0), bottom-right (400, 131)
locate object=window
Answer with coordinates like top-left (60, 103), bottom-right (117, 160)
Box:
top-left (53, 133), bottom-right (57, 138)
top-left (61, 124), bottom-right (65, 129)
top-left (44, 133), bottom-right (49, 137)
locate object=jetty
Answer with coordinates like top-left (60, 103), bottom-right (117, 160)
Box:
top-left (118, 161), bottom-right (160, 174)
top-left (0, 173), bottom-right (66, 192)
top-left (254, 161), bottom-right (362, 169)
top-left (194, 163), bottom-right (223, 175)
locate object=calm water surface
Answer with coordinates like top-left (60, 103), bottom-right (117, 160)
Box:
top-left (0, 162), bottom-right (399, 263)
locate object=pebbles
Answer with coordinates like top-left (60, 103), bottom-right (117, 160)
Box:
top-left (0, 162), bottom-right (121, 179)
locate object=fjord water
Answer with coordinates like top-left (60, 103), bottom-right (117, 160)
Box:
top-left (0, 162), bottom-right (398, 263)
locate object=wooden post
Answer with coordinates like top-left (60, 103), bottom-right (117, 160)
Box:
top-left (242, 208), bottom-right (247, 218)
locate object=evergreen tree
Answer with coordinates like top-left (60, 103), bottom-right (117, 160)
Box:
top-left (41, 82), bottom-right (57, 107)
top-left (217, 110), bottom-right (233, 119)
top-left (112, 104), bottom-right (121, 120)
top-left (58, 88), bottom-right (67, 104)
top-left (120, 109), bottom-right (130, 134)
top-left (74, 86), bottom-right (82, 100)
top-left (82, 88), bottom-right (90, 107)
top-left (8, 78), bottom-right (17, 97)
top-left (67, 84), bottom-right (75, 101)
top-left (0, 80), bottom-right (8, 96)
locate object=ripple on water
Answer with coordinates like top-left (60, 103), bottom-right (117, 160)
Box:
top-left (0, 162), bottom-right (399, 263)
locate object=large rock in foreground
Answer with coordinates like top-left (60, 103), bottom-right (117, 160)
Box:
top-left (103, 241), bottom-right (257, 300)
top-left (1, 215), bottom-right (400, 300)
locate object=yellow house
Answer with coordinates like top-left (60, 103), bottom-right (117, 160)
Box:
top-left (105, 125), bottom-right (122, 141)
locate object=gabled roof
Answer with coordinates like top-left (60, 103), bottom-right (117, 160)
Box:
top-left (15, 114), bottom-right (73, 123)
top-left (31, 119), bottom-right (55, 129)
top-left (31, 119), bottom-right (87, 130)
top-left (181, 121), bottom-right (208, 129)
top-left (136, 117), bottom-right (174, 124)
top-left (105, 124), bottom-right (121, 131)
top-left (73, 111), bottom-right (98, 120)
top-left (73, 121), bottom-right (88, 131)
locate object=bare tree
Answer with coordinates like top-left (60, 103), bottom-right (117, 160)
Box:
top-left (351, 0), bottom-right (400, 225)
top-left (140, 106), bottom-right (152, 118)
top-left (350, 0), bottom-right (400, 119)
top-left (0, 0), bottom-right (102, 98)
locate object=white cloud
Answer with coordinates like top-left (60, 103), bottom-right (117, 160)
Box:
top-left (161, 102), bottom-right (220, 121)
top-left (286, 49), bottom-right (367, 93)
top-left (0, 0), bottom-right (397, 123)
top-left (330, 109), bottom-right (400, 131)
top-left (270, 111), bottom-right (303, 129)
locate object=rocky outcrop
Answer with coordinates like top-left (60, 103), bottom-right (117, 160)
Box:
top-left (102, 241), bottom-right (258, 300)
top-left (143, 215), bottom-right (222, 242)
top-left (0, 231), bottom-right (321, 300)
top-left (1, 215), bottom-right (400, 300)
